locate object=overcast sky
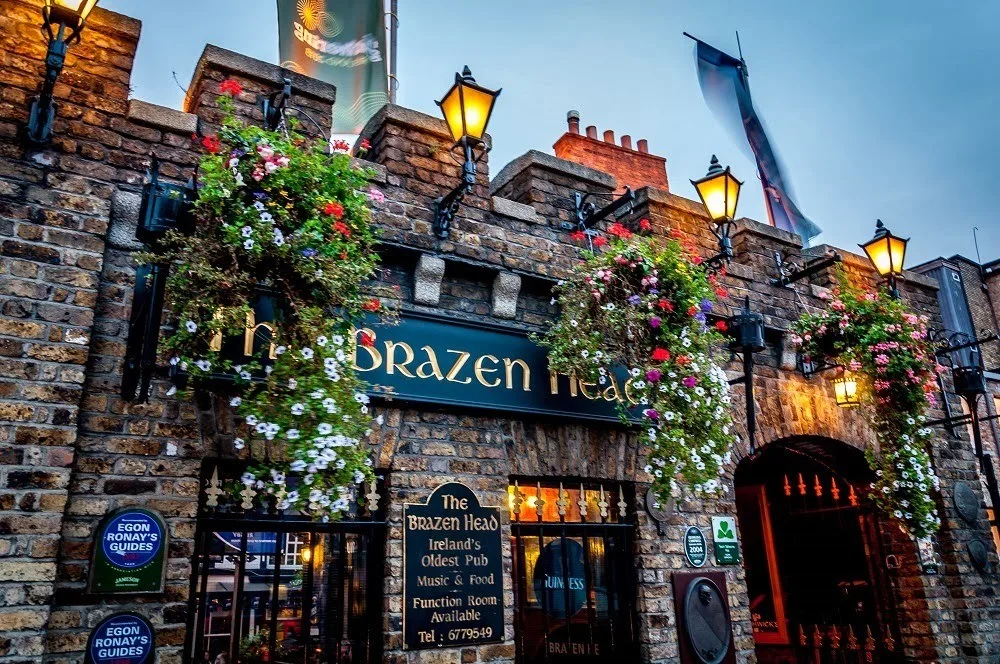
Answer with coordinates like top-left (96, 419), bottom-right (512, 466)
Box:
top-left (100, 0), bottom-right (999, 266)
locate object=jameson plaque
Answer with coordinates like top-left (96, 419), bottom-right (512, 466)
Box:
top-left (90, 509), bottom-right (167, 594)
top-left (684, 526), bottom-right (707, 567)
top-left (712, 516), bottom-right (740, 565)
top-left (403, 483), bottom-right (504, 650)
top-left (85, 612), bottom-right (155, 664)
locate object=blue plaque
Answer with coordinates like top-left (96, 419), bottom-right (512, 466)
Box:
top-left (86, 612), bottom-right (154, 664)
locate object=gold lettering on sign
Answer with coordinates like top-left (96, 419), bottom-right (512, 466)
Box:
top-left (416, 346), bottom-right (445, 380)
top-left (353, 328), bottom-right (383, 372)
top-left (474, 354), bottom-right (501, 388)
top-left (504, 358), bottom-right (530, 391)
top-left (445, 350), bottom-right (473, 385)
top-left (603, 373), bottom-right (623, 402)
top-left (243, 311), bottom-right (277, 360)
top-left (385, 341), bottom-right (417, 377)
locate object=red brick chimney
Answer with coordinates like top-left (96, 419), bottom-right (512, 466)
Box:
top-left (553, 111), bottom-right (668, 194)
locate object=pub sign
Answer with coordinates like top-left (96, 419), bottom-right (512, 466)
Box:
top-left (403, 483), bottom-right (504, 650)
top-left (90, 508), bottom-right (167, 594)
top-left (85, 612), bottom-right (155, 664)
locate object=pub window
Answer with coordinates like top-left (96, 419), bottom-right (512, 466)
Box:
top-left (187, 461), bottom-right (386, 664)
top-left (508, 478), bottom-right (638, 664)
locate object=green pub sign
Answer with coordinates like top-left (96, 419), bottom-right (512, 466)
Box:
top-left (712, 516), bottom-right (740, 565)
top-left (90, 508), bottom-right (168, 594)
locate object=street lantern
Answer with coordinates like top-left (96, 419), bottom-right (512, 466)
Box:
top-left (436, 66), bottom-right (501, 145)
top-left (690, 156), bottom-right (743, 271)
top-left (833, 372), bottom-right (860, 408)
top-left (859, 219), bottom-right (909, 299)
top-left (26, 0), bottom-right (100, 144)
top-left (432, 67), bottom-right (501, 239)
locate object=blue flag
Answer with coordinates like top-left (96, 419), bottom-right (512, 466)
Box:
top-left (693, 37), bottom-right (822, 244)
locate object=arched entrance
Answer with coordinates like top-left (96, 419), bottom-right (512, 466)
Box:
top-left (734, 437), bottom-right (903, 663)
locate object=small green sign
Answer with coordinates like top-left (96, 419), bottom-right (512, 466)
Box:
top-left (90, 509), bottom-right (167, 594)
top-left (712, 516), bottom-right (739, 565)
top-left (684, 526), bottom-right (707, 567)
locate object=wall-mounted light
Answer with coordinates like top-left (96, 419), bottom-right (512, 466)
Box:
top-left (833, 372), bottom-right (860, 408)
top-left (432, 67), bottom-right (501, 238)
top-left (727, 296), bottom-right (766, 454)
top-left (691, 155), bottom-right (743, 272)
top-left (26, 0), bottom-right (100, 145)
top-left (859, 219), bottom-right (908, 300)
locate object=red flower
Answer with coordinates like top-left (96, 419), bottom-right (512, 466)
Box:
top-left (332, 139), bottom-right (351, 153)
top-left (651, 348), bottom-right (671, 362)
top-left (676, 355), bottom-right (691, 366)
top-left (607, 223), bottom-right (632, 239)
top-left (358, 138), bottom-right (371, 151)
top-left (569, 230), bottom-right (586, 242)
top-left (323, 201), bottom-right (345, 219)
top-left (592, 236), bottom-right (608, 247)
top-left (220, 79), bottom-right (243, 97)
top-left (669, 228), bottom-right (684, 240)
top-left (201, 135), bottom-right (221, 154)
top-left (333, 221), bottom-right (352, 236)
top-left (687, 305), bottom-right (699, 316)
top-left (359, 331), bottom-right (375, 347)
top-left (638, 218), bottom-right (652, 232)
top-left (691, 255), bottom-right (704, 266)
top-left (362, 298), bottom-right (381, 312)
top-left (715, 320), bottom-right (728, 332)
top-left (715, 286), bottom-right (729, 299)
top-left (657, 298), bottom-right (674, 312)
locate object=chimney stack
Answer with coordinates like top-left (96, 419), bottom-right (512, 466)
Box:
top-left (567, 110), bottom-right (581, 135)
top-left (553, 111), bottom-right (668, 194)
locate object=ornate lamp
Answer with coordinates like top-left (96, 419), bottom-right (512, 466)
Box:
top-left (26, 0), bottom-right (100, 144)
top-left (432, 67), bottom-right (501, 239)
top-left (727, 296), bottom-right (766, 454)
top-left (859, 219), bottom-right (908, 299)
top-left (691, 155), bottom-right (743, 271)
top-left (833, 372), bottom-right (860, 408)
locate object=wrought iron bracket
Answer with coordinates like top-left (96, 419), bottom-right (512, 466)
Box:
top-left (25, 28), bottom-right (69, 145)
top-left (260, 78), bottom-right (292, 131)
top-left (432, 137), bottom-right (488, 239)
top-left (570, 187), bottom-right (635, 231)
top-left (770, 249), bottom-right (842, 287)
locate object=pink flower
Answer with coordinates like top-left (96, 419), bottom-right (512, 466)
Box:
top-left (649, 316), bottom-right (661, 329)
top-left (646, 369), bottom-right (661, 382)
top-left (831, 300), bottom-right (846, 312)
top-left (258, 145), bottom-right (275, 159)
top-left (683, 376), bottom-right (697, 388)
top-left (368, 187), bottom-right (386, 204)
top-left (875, 354), bottom-right (890, 366)
top-left (644, 408), bottom-right (659, 421)
top-left (848, 360), bottom-right (862, 371)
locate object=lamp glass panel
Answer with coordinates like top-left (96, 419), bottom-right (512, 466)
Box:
top-left (724, 171), bottom-right (741, 220)
top-left (695, 173), bottom-right (729, 223)
top-left (438, 83), bottom-right (465, 142)
top-left (457, 84), bottom-right (495, 141)
top-left (862, 237), bottom-right (893, 277)
top-left (834, 377), bottom-right (859, 407)
top-left (50, 0), bottom-right (98, 19)
top-left (887, 235), bottom-right (907, 274)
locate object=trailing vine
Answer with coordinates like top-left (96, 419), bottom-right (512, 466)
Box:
top-left (790, 272), bottom-right (942, 538)
top-left (143, 80), bottom-right (390, 519)
top-left (541, 224), bottom-right (737, 505)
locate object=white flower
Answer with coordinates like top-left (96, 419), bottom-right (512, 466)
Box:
top-left (301, 347), bottom-right (314, 359)
top-left (166, 385), bottom-right (177, 396)
top-left (570, 320), bottom-right (579, 328)
top-left (376, 414), bottom-right (384, 425)
top-left (318, 423), bottom-right (333, 435)
top-left (185, 320), bottom-right (198, 333)
top-left (290, 460), bottom-right (307, 472)
top-left (275, 345), bottom-right (287, 356)
top-left (291, 403), bottom-right (305, 415)
top-left (354, 470), bottom-right (366, 484)
top-left (245, 414), bottom-right (258, 426)
top-left (241, 226), bottom-right (253, 237)
top-left (581, 350), bottom-right (589, 358)
top-left (230, 397), bottom-right (242, 407)
top-left (272, 229), bottom-right (284, 246)
top-left (332, 334), bottom-right (344, 346)
top-left (241, 472), bottom-right (256, 486)
top-left (253, 201), bottom-right (266, 211)
top-left (260, 212), bottom-right (273, 223)
top-left (288, 378), bottom-right (298, 389)
top-left (195, 359), bottom-right (211, 372)
top-left (243, 239), bottom-right (254, 250)
top-left (233, 437), bottom-right (245, 450)
top-left (286, 429), bottom-right (300, 440)
top-left (316, 335), bottom-right (328, 346)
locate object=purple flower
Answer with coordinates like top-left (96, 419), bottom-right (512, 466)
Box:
top-left (644, 408), bottom-right (659, 421)
top-left (694, 312), bottom-right (707, 323)
top-left (683, 376), bottom-right (697, 388)
top-left (700, 299), bottom-right (713, 312)
top-left (646, 369), bottom-right (661, 382)
top-left (231, 148), bottom-right (247, 158)
top-left (649, 316), bottom-right (661, 329)
top-left (301, 248), bottom-right (318, 257)
top-left (627, 295), bottom-right (641, 306)
top-left (253, 191), bottom-right (269, 200)
top-left (649, 288), bottom-right (659, 295)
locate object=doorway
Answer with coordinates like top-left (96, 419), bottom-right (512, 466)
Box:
top-left (734, 439), bottom-right (903, 664)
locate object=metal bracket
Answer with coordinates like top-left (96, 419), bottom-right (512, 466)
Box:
top-left (571, 187), bottom-right (635, 231)
top-left (432, 137), bottom-right (489, 239)
top-left (260, 78), bottom-right (292, 131)
top-left (770, 249), bottom-right (842, 287)
top-left (25, 28), bottom-right (69, 145)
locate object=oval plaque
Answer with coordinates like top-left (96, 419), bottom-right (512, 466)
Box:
top-left (968, 539), bottom-right (990, 573)
top-left (645, 487), bottom-right (675, 524)
top-left (683, 577), bottom-right (732, 664)
top-left (953, 482), bottom-right (979, 524)
top-left (85, 612), bottom-right (154, 664)
top-left (90, 509), bottom-right (167, 594)
top-left (684, 526), bottom-right (707, 567)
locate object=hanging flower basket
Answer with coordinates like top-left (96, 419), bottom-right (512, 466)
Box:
top-left (790, 272), bottom-right (943, 538)
top-left (539, 225), bottom-right (737, 505)
top-left (142, 80), bottom-right (392, 520)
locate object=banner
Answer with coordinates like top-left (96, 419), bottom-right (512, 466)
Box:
top-left (692, 36), bottom-right (822, 244)
top-left (277, 0), bottom-right (389, 134)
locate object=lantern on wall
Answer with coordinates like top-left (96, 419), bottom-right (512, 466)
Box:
top-left (833, 372), bottom-right (860, 408)
top-left (691, 155), bottom-right (743, 270)
top-left (859, 219), bottom-right (909, 299)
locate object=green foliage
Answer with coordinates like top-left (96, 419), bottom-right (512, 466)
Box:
top-left (539, 226), bottom-right (737, 505)
top-left (144, 85), bottom-right (389, 520)
top-left (791, 271), bottom-right (942, 538)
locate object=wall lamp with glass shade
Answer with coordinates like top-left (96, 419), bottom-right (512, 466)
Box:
top-left (832, 372), bottom-right (861, 408)
top-left (432, 66), bottom-right (501, 239)
top-left (691, 155), bottom-right (742, 273)
top-left (859, 219), bottom-right (909, 300)
top-left (26, 0), bottom-right (100, 145)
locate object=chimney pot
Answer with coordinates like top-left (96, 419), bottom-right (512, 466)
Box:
top-left (603, 129), bottom-right (615, 144)
top-left (637, 139), bottom-right (649, 154)
top-left (585, 125), bottom-right (598, 139)
top-left (567, 110), bottom-right (581, 134)
top-left (621, 134), bottom-right (633, 150)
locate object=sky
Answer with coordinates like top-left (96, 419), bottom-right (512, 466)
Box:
top-left (100, 0), bottom-right (1000, 266)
